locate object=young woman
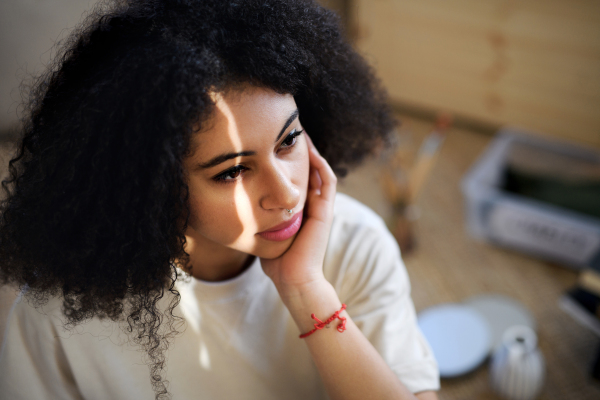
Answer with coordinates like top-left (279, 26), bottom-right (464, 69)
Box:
top-left (0, 1), bottom-right (439, 399)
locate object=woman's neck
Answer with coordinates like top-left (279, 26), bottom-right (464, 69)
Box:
top-left (182, 233), bottom-right (254, 282)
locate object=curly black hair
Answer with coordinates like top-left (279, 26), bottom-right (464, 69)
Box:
top-left (0, 0), bottom-right (395, 398)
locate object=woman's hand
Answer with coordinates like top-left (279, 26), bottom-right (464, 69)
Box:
top-left (261, 135), bottom-right (425, 400)
top-left (260, 133), bottom-right (337, 302)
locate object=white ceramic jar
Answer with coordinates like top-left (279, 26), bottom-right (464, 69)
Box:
top-left (490, 325), bottom-right (545, 400)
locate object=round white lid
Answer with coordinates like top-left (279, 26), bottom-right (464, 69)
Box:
top-left (418, 303), bottom-right (491, 378)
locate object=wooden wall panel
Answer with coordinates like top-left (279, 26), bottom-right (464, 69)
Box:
top-left (353, 0), bottom-right (600, 147)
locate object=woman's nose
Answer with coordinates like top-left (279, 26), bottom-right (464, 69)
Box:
top-left (259, 162), bottom-right (300, 212)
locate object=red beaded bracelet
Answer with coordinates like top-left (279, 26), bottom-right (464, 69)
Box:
top-left (299, 304), bottom-right (347, 339)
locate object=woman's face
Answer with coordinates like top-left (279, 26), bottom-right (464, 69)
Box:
top-left (182, 86), bottom-right (310, 268)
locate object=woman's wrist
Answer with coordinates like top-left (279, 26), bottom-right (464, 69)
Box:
top-left (277, 278), bottom-right (343, 334)
top-left (276, 275), bottom-right (332, 305)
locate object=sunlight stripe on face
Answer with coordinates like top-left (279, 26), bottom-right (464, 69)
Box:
top-left (223, 101), bottom-right (257, 244)
top-left (232, 174), bottom-right (256, 243)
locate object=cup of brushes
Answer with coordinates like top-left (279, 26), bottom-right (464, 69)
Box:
top-left (381, 114), bottom-right (452, 254)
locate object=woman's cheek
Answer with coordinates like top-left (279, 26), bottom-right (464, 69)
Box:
top-left (296, 138), bottom-right (311, 199)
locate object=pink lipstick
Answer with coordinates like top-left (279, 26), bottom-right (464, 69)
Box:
top-left (257, 212), bottom-right (303, 241)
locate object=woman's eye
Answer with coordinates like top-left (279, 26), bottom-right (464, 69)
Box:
top-left (280, 129), bottom-right (303, 149)
top-left (214, 165), bottom-right (246, 183)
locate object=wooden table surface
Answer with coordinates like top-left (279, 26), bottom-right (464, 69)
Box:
top-left (338, 114), bottom-right (600, 400)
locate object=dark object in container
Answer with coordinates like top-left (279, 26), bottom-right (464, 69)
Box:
top-left (503, 166), bottom-right (600, 219)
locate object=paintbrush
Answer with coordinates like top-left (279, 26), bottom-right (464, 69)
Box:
top-left (381, 113), bottom-right (452, 253)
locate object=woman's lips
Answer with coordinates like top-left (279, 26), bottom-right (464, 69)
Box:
top-left (257, 212), bottom-right (303, 241)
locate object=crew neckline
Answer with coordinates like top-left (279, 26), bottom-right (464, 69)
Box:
top-left (177, 257), bottom-right (265, 302)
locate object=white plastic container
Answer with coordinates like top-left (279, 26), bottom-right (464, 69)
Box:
top-left (461, 128), bottom-right (600, 269)
top-left (490, 325), bottom-right (545, 400)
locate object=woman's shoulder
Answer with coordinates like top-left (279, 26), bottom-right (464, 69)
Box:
top-left (330, 192), bottom-right (396, 253)
top-left (1, 289), bottom-right (66, 358)
top-left (327, 193), bottom-right (407, 296)
top-left (5, 289), bottom-right (126, 341)
top-left (324, 193), bottom-right (415, 320)
top-left (332, 192), bottom-right (389, 233)
top-left (8, 289), bottom-right (64, 324)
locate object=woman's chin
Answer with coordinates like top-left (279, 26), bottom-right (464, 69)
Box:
top-left (253, 236), bottom-right (296, 260)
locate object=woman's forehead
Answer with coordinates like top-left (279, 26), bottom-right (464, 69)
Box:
top-left (210, 87), bottom-right (295, 126)
top-left (190, 87), bottom-right (297, 156)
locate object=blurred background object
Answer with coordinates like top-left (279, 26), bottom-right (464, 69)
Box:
top-left (347, 0), bottom-right (600, 148)
top-left (417, 302), bottom-right (492, 378)
top-left (1, 0), bottom-right (600, 399)
top-left (381, 113), bottom-right (452, 254)
top-left (489, 325), bottom-right (545, 400)
top-left (462, 130), bottom-right (600, 270)
top-left (0, 0), bottom-right (98, 136)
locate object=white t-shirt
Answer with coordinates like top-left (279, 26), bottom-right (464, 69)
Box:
top-left (0, 193), bottom-right (439, 399)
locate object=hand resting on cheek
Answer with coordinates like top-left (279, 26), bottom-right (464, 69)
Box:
top-left (260, 133), bottom-right (337, 296)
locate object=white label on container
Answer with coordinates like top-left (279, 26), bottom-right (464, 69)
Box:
top-left (487, 204), bottom-right (600, 265)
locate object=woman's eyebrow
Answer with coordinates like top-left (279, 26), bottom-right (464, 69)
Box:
top-left (274, 109), bottom-right (299, 143)
top-left (197, 151), bottom-right (256, 170)
top-left (198, 109), bottom-right (299, 170)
